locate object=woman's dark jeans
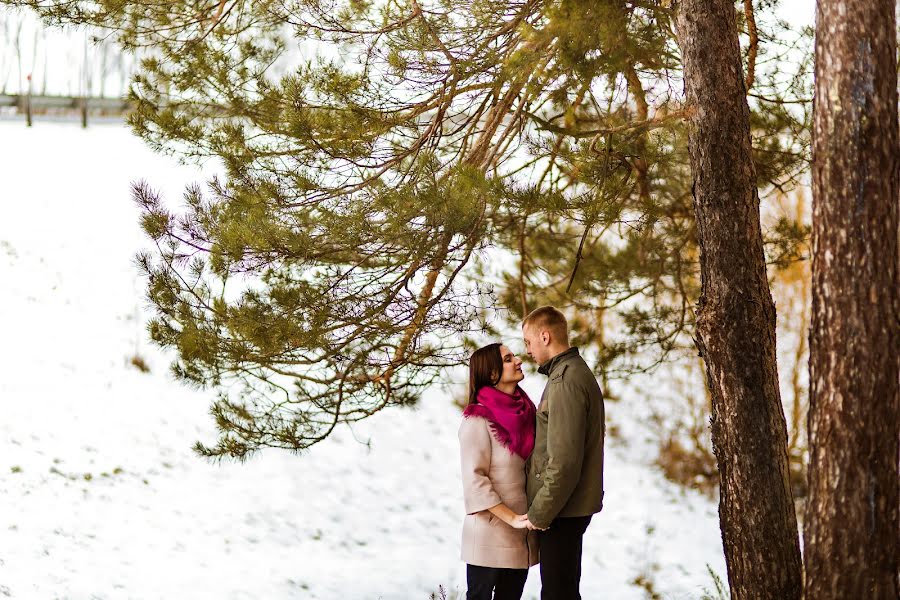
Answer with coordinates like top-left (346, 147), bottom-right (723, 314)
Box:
top-left (466, 564), bottom-right (528, 600)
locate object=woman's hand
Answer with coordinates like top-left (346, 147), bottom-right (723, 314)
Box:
top-left (509, 514), bottom-right (531, 529)
top-left (487, 504), bottom-right (539, 529)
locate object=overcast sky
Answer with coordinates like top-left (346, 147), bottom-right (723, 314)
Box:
top-left (778, 1), bottom-right (816, 27)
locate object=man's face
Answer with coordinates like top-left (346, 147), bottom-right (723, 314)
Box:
top-left (522, 323), bottom-right (547, 365)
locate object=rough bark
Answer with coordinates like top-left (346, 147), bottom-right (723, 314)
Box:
top-left (805, 1), bottom-right (900, 598)
top-left (673, 2), bottom-right (803, 598)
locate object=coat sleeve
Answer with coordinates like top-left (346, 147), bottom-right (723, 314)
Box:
top-left (459, 417), bottom-right (502, 514)
top-left (527, 381), bottom-right (587, 529)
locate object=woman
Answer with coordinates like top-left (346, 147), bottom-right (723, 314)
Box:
top-left (459, 343), bottom-right (539, 600)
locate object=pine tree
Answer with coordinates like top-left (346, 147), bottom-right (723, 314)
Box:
top-left (673, 1), bottom-right (802, 597)
top-left (4, 0), bottom-right (809, 471)
top-left (805, 0), bottom-right (900, 597)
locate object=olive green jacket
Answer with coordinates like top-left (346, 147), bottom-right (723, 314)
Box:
top-left (526, 347), bottom-right (605, 529)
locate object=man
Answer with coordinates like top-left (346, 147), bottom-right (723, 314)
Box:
top-left (521, 306), bottom-right (605, 599)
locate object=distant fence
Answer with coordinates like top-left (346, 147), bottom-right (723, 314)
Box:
top-left (0, 93), bottom-right (131, 127)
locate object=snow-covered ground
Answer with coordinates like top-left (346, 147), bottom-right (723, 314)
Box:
top-left (0, 120), bottom-right (726, 599)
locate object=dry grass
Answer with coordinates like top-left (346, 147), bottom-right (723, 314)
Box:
top-left (128, 353), bottom-right (151, 373)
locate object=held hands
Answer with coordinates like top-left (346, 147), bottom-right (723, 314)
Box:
top-left (510, 514), bottom-right (548, 531)
top-left (509, 514), bottom-right (530, 529)
top-left (491, 503), bottom-right (547, 530)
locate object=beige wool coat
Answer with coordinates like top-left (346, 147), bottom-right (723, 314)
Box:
top-left (458, 415), bottom-right (539, 569)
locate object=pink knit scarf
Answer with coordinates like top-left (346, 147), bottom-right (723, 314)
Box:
top-left (463, 385), bottom-right (536, 460)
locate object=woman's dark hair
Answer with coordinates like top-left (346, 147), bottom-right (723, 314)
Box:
top-left (468, 343), bottom-right (503, 406)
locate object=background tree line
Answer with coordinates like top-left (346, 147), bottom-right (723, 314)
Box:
top-left (0, 8), bottom-right (135, 97)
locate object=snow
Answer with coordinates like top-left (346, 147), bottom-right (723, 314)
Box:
top-left (0, 120), bottom-right (726, 599)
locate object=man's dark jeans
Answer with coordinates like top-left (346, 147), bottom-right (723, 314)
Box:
top-left (538, 515), bottom-right (593, 600)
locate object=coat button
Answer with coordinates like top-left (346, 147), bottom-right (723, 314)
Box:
top-left (536, 473), bottom-right (541, 479)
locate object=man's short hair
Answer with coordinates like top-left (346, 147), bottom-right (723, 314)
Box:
top-left (523, 305), bottom-right (569, 344)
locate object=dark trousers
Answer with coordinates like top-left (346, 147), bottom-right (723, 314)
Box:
top-left (538, 515), bottom-right (593, 600)
top-left (466, 564), bottom-right (528, 600)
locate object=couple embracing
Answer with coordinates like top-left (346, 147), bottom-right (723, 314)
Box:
top-left (459, 306), bottom-right (606, 599)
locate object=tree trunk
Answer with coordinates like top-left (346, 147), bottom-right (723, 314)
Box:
top-left (673, 2), bottom-right (803, 598)
top-left (805, 1), bottom-right (900, 598)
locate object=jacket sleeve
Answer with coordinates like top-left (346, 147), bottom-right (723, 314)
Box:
top-left (459, 417), bottom-right (502, 514)
top-left (527, 381), bottom-right (587, 528)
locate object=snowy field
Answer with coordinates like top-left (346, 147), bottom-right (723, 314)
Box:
top-left (0, 120), bottom-right (727, 599)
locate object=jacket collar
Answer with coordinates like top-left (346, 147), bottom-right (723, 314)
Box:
top-left (538, 346), bottom-right (580, 377)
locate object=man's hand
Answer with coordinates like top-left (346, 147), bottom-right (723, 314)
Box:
top-left (522, 516), bottom-right (548, 531)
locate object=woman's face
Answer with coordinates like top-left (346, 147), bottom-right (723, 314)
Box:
top-left (496, 345), bottom-right (525, 386)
